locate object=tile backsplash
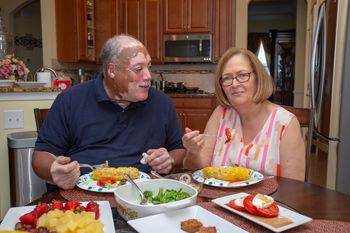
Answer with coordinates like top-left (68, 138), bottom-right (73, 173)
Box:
top-left (52, 59), bottom-right (218, 93)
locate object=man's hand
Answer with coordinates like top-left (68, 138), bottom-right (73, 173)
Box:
top-left (145, 148), bottom-right (173, 174)
top-left (50, 156), bottom-right (80, 190)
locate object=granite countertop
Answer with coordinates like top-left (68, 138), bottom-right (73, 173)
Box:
top-left (0, 86), bottom-right (60, 92)
top-left (167, 93), bottom-right (216, 98)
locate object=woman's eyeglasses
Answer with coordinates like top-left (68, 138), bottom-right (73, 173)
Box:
top-left (220, 72), bottom-right (253, 87)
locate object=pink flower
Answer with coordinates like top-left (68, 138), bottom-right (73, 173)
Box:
top-left (2, 59), bottom-right (11, 65)
top-left (18, 60), bottom-right (26, 68)
top-left (0, 65), bottom-right (13, 79)
top-left (16, 65), bottom-right (25, 77)
top-left (11, 58), bottom-right (19, 64)
top-left (5, 54), bottom-right (12, 60)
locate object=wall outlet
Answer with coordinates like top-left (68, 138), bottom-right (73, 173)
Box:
top-left (3, 110), bottom-right (24, 129)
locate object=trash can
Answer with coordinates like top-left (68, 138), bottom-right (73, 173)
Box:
top-left (7, 131), bottom-right (47, 207)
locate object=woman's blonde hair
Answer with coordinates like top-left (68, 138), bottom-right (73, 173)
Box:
top-left (215, 47), bottom-right (275, 107)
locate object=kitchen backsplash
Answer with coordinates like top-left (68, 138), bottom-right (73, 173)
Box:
top-left (52, 59), bottom-right (217, 93)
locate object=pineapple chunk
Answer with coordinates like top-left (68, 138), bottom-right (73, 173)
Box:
top-left (56, 224), bottom-right (69, 233)
top-left (67, 220), bottom-right (78, 232)
top-left (36, 213), bottom-right (48, 228)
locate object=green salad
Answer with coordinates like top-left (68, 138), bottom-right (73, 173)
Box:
top-left (143, 187), bottom-right (191, 204)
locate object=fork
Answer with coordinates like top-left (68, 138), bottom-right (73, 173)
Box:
top-left (79, 163), bottom-right (108, 171)
top-left (199, 134), bottom-right (227, 141)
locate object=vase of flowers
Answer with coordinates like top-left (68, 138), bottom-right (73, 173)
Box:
top-left (0, 54), bottom-right (30, 81)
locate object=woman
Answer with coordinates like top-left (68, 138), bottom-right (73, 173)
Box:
top-left (182, 47), bottom-right (305, 181)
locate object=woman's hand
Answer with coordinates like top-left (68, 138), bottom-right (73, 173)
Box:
top-left (182, 128), bottom-right (205, 154)
top-left (50, 156), bottom-right (80, 190)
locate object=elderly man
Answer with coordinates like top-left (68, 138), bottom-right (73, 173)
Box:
top-left (32, 34), bottom-right (185, 191)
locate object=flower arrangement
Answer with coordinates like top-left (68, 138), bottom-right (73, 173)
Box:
top-left (0, 54), bottom-right (30, 80)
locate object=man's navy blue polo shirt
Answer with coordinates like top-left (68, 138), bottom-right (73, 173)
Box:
top-left (34, 72), bottom-right (184, 174)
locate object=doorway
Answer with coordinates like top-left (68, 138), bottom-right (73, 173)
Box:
top-left (12, 0), bottom-right (42, 80)
top-left (248, 0), bottom-right (297, 106)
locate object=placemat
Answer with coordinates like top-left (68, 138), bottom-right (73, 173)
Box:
top-left (198, 176), bottom-right (278, 199)
top-left (197, 202), bottom-right (350, 233)
top-left (60, 186), bottom-right (117, 207)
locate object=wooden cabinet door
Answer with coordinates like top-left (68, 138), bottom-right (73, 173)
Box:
top-left (95, 0), bottom-right (117, 64)
top-left (213, 0), bottom-right (234, 63)
top-left (164, 0), bottom-right (211, 34)
top-left (163, 0), bottom-right (187, 33)
top-left (56, 0), bottom-right (89, 62)
top-left (123, 0), bottom-right (143, 41)
top-left (187, 0), bottom-right (211, 33)
top-left (76, 0), bottom-right (90, 61)
top-left (144, 0), bottom-right (162, 63)
top-left (182, 109), bottom-right (212, 133)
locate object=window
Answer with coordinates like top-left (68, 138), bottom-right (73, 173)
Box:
top-left (257, 41), bottom-right (270, 75)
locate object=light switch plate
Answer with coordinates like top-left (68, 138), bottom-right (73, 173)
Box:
top-left (3, 110), bottom-right (24, 129)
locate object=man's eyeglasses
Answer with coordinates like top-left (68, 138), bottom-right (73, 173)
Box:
top-left (220, 72), bottom-right (253, 87)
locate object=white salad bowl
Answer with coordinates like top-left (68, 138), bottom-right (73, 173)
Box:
top-left (114, 179), bottom-right (198, 220)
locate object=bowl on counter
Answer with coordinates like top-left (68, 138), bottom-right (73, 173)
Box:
top-left (114, 179), bottom-right (198, 221)
top-left (164, 173), bottom-right (204, 193)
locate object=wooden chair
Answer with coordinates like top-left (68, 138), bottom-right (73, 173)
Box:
top-left (33, 108), bottom-right (50, 132)
top-left (282, 105), bottom-right (315, 182)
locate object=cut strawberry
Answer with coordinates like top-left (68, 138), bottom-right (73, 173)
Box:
top-left (19, 212), bottom-right (34, 225)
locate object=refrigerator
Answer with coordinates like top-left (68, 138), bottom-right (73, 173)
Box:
top-left (308, 0), bottom-right (349, 194)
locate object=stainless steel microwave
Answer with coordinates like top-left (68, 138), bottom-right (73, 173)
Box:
top-left (163, 34), bottom-right (212, 63)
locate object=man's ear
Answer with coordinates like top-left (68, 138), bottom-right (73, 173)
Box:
top-left (106, 63), bottom-right (116, 78)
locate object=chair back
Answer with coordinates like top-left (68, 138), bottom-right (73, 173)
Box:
top-left (34, 108), bottom-right (50, 132)
top-left (282, 105), bottom-right (315, 182)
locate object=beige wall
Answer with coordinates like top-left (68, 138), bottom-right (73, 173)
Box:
top-left (0, 99), bottom-right (55, 219)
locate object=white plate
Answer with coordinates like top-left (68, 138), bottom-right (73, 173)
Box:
top-left (77, 171), bottom-right (151, 193)
top-left (128, 205), bottom-right (248, 233)
top-left (15, 81), bottom-right (47, 88)
top-left (212, 192), bottom-right (312, 232)
top-left (193, 166), bottom-right (264, 188)
top-left (0, 201), bottom-right (115, 232)
top-left (0, 80), bottom-right (15, 87)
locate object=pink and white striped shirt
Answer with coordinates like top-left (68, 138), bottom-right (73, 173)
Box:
top-left (211, 106), bottom-right (294, 176)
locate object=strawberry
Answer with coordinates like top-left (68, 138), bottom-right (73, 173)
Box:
top-left (86, 201), bottom-right (98, 211)
top-left (88, 206), bottom-right (100, 220)
top-left (36, 202), bottom-right (49, 217)
top-left (19, 212), bottom-right (34, 225)
top-left (51, 199), bottom-right (64, 210)
top-left (32, 217), bottom-right (38, 228)
top-left (65, 200), bottom-right (80, 211)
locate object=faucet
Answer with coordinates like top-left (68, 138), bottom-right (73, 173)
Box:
top-left (34, 67), bottom-right (58, 81)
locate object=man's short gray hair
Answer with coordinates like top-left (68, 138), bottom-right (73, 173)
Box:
top-left (101, 33), bottom-right (139, 76)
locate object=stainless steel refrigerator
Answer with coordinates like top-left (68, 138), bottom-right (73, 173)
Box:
top-left (308, 0), bottom-right (349, 194)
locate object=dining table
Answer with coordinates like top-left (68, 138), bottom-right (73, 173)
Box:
top-left (25, 174), bottom-right (350, 233)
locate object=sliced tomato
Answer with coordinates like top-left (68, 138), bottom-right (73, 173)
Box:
top-left (224, 128), bottom-right (231, 144)
top-left (96, 179), bottom-right (116, 187)
top-left (256, 203), bottom-right (279, 217)
top-left (229, 199), bottom-right (246, 211)
top-left (243, 195), bottom-right (259, 215)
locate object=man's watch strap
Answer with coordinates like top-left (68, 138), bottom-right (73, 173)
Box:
top-left (169, 154), bottom-right (175, 168)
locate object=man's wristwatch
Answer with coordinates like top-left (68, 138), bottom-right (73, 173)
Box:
top-left (169, 154), bottom-right (175, 168)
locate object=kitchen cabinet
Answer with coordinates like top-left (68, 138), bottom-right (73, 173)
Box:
top-left (163, 0), bottom-right (212, 34)
top-left (213, 0), bottom-right (235, 63)
top-left (269, 29), bottom-right (296, 106)
top-left (172, 97), bottom-right (217, 133)
top-left (121, 0), bottom-right (162, 63)
top-left (56, 0), bottom-right (116, 63)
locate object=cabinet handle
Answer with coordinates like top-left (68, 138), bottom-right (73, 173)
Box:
top-left (183, 26), bottom-right (186, 29)
top-left (183, 113), bottom-right (186, 116)
top-left (215, 55), bottom-right (218, 58)
top-left (179, 113), bottom-right (182, 116)
top-left (187, 26), bottom-right (190, 29)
